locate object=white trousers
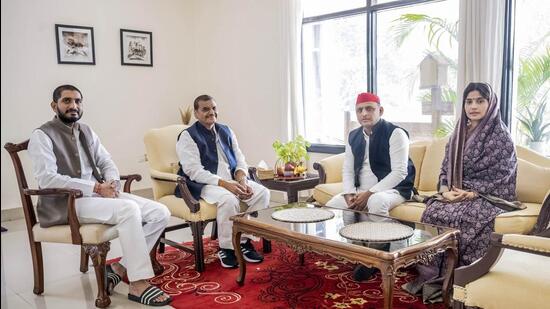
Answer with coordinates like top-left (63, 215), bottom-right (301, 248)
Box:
top-left (326, 189), bottom-right (405, 224)
top-left (201, 181), bottom-right (270, 250)
top-left (75, 192), bottom-right (171, 282)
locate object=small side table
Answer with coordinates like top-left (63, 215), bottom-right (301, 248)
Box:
top-left (248, 167), bottom-right (320, 203)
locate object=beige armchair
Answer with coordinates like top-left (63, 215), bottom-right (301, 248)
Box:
top-left (312, 137), bottom-right (550, 234)
top-left (452, 233), bottom-right (550, 309)
top-left (4, 140), bottom-right (148, 308)
top-left (144, 124), bottom-right (218, 272)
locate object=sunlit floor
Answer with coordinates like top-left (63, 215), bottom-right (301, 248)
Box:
top-left (1, 216), bottom-right (209, 309)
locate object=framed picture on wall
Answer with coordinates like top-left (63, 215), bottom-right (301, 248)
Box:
top-left (55, 24), bottom-right (96, 65)
top-left (120, 29), bottom-right (153, 67)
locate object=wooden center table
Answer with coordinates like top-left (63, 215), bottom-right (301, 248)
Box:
top-left (231, 203), bottom-right (459, 309)
top-left (248, 167), bottom-right (319, 203)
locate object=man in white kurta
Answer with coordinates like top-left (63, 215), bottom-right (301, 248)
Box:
top-left (326, 92), bottom-right (416, 282)
top-left (28, 85), bottom-right (171, 306)
top-left (176, 94), bottom-right (270, 268)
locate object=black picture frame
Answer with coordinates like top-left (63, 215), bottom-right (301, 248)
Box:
top-left (55, 24), bottom-right (96, 65)
top-left (120, 29), bottom-right (153, 67)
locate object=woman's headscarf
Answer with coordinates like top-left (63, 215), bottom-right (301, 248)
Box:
top-left (447, 82), bottom-right (506, 189)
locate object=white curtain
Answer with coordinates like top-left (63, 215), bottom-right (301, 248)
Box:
top-left (281, 0), bottom-right (304, 140)
top-left (457, 0), bottom-right (506, 108)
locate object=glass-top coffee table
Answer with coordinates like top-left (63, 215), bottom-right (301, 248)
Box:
top-left (230, 203), bottom-right (459, 309)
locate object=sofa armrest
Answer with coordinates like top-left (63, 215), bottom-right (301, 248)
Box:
top-left (454, 233), bottom-right (550, 287)
top-left (313, 153), bottom-right (345, 184)
top-left (150, 169), bottom-right (179, 182)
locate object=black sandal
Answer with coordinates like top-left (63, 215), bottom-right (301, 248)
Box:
top-left (128, 285), bottom-right (172, 306)
top-left (105, 264), bottom-right (123, 295)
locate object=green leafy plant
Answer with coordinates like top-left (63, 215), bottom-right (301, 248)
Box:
top-left (272, 135), bottom-right (311, 165)
top-left (516, 100), bottom-right (550, 142)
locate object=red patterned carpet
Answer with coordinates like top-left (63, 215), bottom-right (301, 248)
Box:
top-left (111, 240), bottom-right (445, 309)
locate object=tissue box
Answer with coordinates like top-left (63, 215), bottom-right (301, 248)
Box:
top-left (257, 168), bottom-right (275, 180)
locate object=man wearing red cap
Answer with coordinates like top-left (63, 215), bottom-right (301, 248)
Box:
top-left (326, 92), bottom-right (416, 281)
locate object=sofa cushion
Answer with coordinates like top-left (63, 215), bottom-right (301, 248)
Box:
top-left (494, 202), bottom-right (542, 234)
top-left (33, 223), bottom-right (118, 244)
top-left (158, 195), bottom-right (218, 222)
top-left (418, 137), bottom-right (448, 191)
top-left (516, 158), bottom-right (550, 204)
top-left (389, 202), bottom-right (426, 222)
top-left (409, 143), bottom-right (427, 188)
top-left (453, 247), bottom-right (550, 308)
top-left (319, 153), bottom-right (345, 184)
top-left (313, 183), bottom-right (343, 205)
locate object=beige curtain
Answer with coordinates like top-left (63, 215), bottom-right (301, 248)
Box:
top-left (281, 0), bottom-right (304, 140)
top-left (457, 0), bottom-right (506, 110)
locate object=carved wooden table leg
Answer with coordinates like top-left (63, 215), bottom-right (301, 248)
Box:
top-left (299, 253), bottom-right (305, 265)
top-left (381, 265), bottom-right (395, 309)
top-left (233, 230), bottom-right (246, 285)
top-left (262, 238), bottom-right (271, 253)
top-left (287, 189), bottom-right (298, 203)
top-left (443, 244), bottom-right (459, 307)
top-left (84, 242), bottom-right (111, 308)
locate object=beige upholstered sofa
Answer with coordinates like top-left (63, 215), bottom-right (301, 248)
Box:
top-left (312, 137), bottom-right (550, 234)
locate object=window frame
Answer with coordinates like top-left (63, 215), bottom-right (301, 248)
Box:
top-left (302, 0), bottom-right (515, 153)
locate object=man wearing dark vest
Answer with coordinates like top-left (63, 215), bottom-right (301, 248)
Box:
top-left (175, 94), bottom-right (270, 268)
top-left (28, 85), bottom-right (172, 306)
top-left (326, 92), bottom-right (416, 281)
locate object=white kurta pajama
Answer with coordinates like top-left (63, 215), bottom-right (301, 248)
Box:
top-left (176, 127), bottom-right (270, 250)
top-left (28, 128), bottom-right (171, 282)
top-left (326, 128), bottom-right (410, 223)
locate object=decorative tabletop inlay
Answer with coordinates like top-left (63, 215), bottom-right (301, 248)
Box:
top-left (271, 208), bottom-right (335, 223)
top-left (339, 221), bottom-right (414, 242)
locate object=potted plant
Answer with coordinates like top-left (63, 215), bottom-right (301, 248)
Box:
top-left (516, 100), bottom-right (550, 154)
top-left (272, 135), bottom-right (311, 178)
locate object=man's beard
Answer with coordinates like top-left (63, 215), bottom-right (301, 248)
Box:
top-left (57, 108), bottom-right (82, 124)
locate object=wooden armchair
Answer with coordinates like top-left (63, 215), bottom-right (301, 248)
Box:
top-left (4, 140), bottom-right (156, 308)
top-left (144, 125), bottom-right (271, 272)
top-left (144, 125), bottom-right (218, 272)
top-left (452, 233), bottom-right (550, 309)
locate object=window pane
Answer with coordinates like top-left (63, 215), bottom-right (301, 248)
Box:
top-left (302, 15), bottom-right (367, 144)
top-left (376, 0), bottom-right (459, 142)
top-left (302, 0), bottom-right (366, 18)
top-left (512, 0), bottom-right (550, 155)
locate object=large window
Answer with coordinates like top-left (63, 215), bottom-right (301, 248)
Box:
top-left (512, 0), bottom-right (550, 155)
top-left (302, 0), bottom-right (459, 147)
top-left (301, 0), bottom-right (549, 154)
top-left (302, 15), bottom-right (366, 144)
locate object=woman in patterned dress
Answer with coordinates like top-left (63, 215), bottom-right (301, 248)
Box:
top-left (404, 82), bottom-right (518, 300)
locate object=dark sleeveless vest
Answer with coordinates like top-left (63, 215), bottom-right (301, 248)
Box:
top-left (348, 119), bottom-right (416, 199)
top-left (37, 117), bottom-right (103, 227)
top-left (175, 122), bottom-right (237, 200)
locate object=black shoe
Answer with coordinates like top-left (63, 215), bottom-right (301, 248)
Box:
top-left (353, 265), bottom-right (378, 282)
top-left (241, 240), bottom-right (264, 263)
top-left (218, 248), bottom-right (238, 268)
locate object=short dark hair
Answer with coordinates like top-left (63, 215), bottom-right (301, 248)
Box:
top-left (193, 94), bottom-right (214, 110)
top-left (52, 85), bottom-right (83, 103)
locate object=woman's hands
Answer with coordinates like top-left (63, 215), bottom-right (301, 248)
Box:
top-left (442, 187), bottom-right (477, 203)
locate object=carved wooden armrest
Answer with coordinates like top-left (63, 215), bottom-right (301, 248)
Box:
top-left (312, 163), bottom-right (326, 184)
top-left (120, 174), bottom-right (142, 193)
top-left (150, 169), bottom-right (200, 213)
top-left (454, 233), bottom-right (550, 287)
top-left (23, 188), bottom-right (84, 245)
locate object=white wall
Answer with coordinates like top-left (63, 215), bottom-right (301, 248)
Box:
top-left (1, 0), bottom-right (197, 209)
top-left (191, 0), bottom-right (289, 168)
top-left (1, 0), bottom-right (314, 211)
